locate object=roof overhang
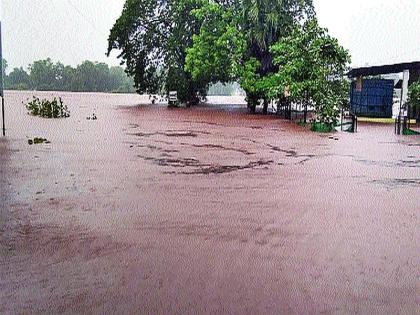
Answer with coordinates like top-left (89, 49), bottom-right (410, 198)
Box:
top-left (348, 61), bottom-right (420, 78)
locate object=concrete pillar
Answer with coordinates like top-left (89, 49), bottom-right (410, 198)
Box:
top-left (400, 70), bottom-right (410, 117)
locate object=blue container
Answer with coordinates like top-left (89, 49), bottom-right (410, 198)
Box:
top-left (350, 79), bottom-right (394, 118)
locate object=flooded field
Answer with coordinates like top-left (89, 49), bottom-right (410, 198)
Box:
top-left (1, 91), bottom-right (419, 314)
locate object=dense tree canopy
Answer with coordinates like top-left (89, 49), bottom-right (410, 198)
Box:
top-left (107, 0), bottom-right (207, 104)
top-left (2, 58), bottom-right (135, 93)
top-left (7, 67), bottom-right (31, 90)
top-left (110, 0), bottom-right (350, 124)
top-left (267, 19), bottom-right (350, 126)
top-left (408, 81), bottom-right (420, 121)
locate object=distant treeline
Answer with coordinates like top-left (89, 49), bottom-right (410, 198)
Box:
top-left (2, 58), bottom-right (136, 93)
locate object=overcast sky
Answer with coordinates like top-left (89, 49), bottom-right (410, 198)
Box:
top-left (1, 0), bottom-right (420, 72)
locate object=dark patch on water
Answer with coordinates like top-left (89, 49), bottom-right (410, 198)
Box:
top-left (181, 143), bottom-right (254, 155)
top-left (266, 144), bottom-right (317, 164)
top-left (356, 159), bottom-right (420, 168)
top-left (370, 178), bottom-right (420, 190)
top-left (180, 160), bottom-right (274, 175)
top-left (266, 144), bottom-right (297, 156)
top-left (137, 155), bottom-right (206, 168)
top-left (130, 130), bottom-right (210, 138)
top-left (182, 120), bottom-right (224, 127)
top-left (164, 131), bottom-right (199, 137)
top-left (136, 144), bottom-right (180, 153)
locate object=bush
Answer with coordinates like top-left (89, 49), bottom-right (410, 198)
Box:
top-left (25, 96), bottom-right (70, 118)
top-left (403, 128), bottom-right (420, 136)
top-left (311, 122), bottom-right (335, 133)
top-left (28, 137), bottom-right (50, 145)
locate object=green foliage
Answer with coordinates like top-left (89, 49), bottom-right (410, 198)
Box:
top-left (25, 96), bottom-right (70, 118)
top-left (107, 0), bottom-right (207, 104)
top-left (28, 137), bottom-right (50, 145)
top-left (109, 0), bottom-right (314, 105)
top-left (268, 18), bottom-right (350, 125)
top-left (6, 67), bottom-right (31, 90)
top-left (2, 58), bottom-right (135, 93)
top-left (408, 82), bottom-right (420, 106)
top-left (2, 58), bottom-right (7, 86)
top-left (185, 2), bottom-right (245, 85)
top-left (310, 122), bottom-right (335, 133)
top-left (29, 58), bottom-right (58, 91)
top-left (109, 0), bottom-right (348, 115)
top-left (408, 81), bottom-right (420, 121)
top-left (402, 128), bottom-right (420, 136)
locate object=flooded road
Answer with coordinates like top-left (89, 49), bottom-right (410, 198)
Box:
top-left (1, 91), bottom-right (419, 314)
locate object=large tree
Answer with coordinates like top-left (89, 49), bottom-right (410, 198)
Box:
top-left (107, 0), bottom-right (207, 104)
top-left (184, 0), bottom-right (314, 112)
top-left (7, 67), bottom-right (31, 90)
top-left (268, 18), bottom-right (350, 128)
top-left (29, 58), bottom-right (65, 91)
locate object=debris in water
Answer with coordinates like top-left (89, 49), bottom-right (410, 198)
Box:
top-left (28, 137), bottom-right (50, 145)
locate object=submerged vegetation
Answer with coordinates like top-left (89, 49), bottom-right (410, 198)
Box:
top-left (25, 96), bottom-right (70, 118)
top-left (28, 137), bottom-right (50, 145)
top-left (310, 122), bottom-right (335, 133)
top-left (402, 128), bottom-right (420, 136)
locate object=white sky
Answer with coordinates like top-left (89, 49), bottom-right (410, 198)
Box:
top-left (1, 0), bottom-right (420, 71)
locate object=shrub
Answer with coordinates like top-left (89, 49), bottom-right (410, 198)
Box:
top-left (311, 122), bottom-right (335, 133)
top-left (402, 128), bottom-right (420, 136)
top-left (25, 96), bottom-right (70, 118)
top-left (28, 137), bottom-right (50, 145)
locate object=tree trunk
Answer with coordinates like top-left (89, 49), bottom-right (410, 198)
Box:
top-left (262, 99), bottom-right (269, 115)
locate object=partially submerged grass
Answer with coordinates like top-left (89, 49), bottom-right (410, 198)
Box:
top-left (28, 137), bottom-right (50, 145)
top-left (403, 128), bottom-right (420, 136)
top-left (297, 120), bottom-right (308, 127)
top-left (311, 122), bottom-right (335, 133)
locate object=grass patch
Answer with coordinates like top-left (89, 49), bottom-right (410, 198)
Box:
top-left (403, 128), bottom-right (420, 135)
top-left (311, 122), bottom-right (335, 133)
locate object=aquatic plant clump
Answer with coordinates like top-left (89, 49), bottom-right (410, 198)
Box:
top-left (311, 122), bottom-right (335, 133)
top-left (25, 96), bottom-right (70, 118)
top-left (28, 137), bottom-right (50, 145)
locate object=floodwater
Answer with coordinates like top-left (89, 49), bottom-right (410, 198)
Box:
top-left (1, 91), bottom-right (419, 314)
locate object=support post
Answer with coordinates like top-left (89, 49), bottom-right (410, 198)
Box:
top-left (1, 97), bottom-right (4, 136)
top-left (0, 21), bottom-right (4, 136)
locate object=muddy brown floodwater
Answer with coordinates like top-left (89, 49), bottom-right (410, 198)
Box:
top-left (0, 91), bottom-right (419, 314)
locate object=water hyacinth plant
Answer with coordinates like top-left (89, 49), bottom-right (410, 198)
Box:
top-left (25, 96), bottom-right (70, 118)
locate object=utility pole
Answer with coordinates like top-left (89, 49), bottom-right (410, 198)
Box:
top-left (0, 21), bottom-right (4, 136)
